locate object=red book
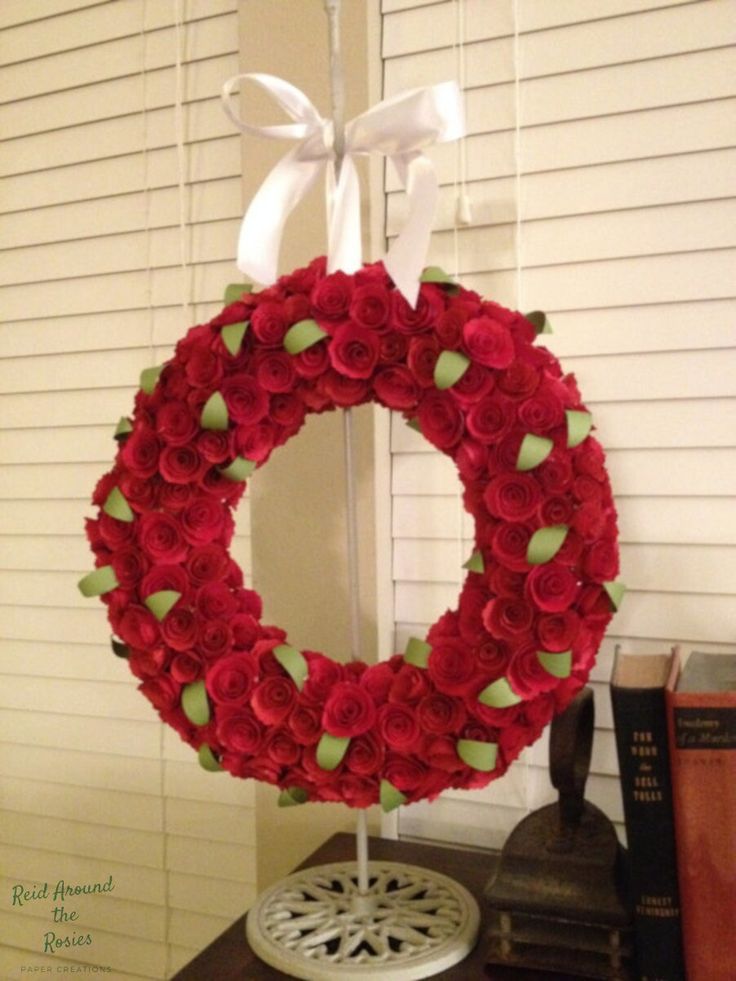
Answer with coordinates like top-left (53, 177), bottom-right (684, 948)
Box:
top-left (666, 652), bottom-right (736, 981)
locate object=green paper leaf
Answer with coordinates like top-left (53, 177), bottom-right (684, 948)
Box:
top-left (525, 310), bottom-right (552, 335)
top-left (516, 433), bottom-right (554, 472)
top-left (111, 637), bottom-right (129, 659)
top-left (114, 417), bottom-right (133, 440)
top-left (404, 637), bottom-right (431, 669)
top-left (144, 590), bottom-right (181, 621)
top-left (78, 566), bottom-right (119, 598)
top-left (102, 486), bottom-right (134, 523)
top-left (406, 417), bottom-right (422, 433)
top-left (419, 266), bottom-right (459, 292)
top-left (198, 744), bottom-right (222, 772)
top-left (140, 365), bottom-right (163, 395)
top-left (220, 456), bottom-right (256, 482)
top-left (200, 391), bottom-right (229, 431)
top-left (284, 319), bottom-right (328, 355)
top-left (380, 779), bottom-right (408, 813)
top-left (457, 738), bottom-right (498, 772)
top-left (478, 677), bottom-right (522, 709)
top-left (434, 350), bottom-right (470, 390)
top-left (316, 733), bottom-right (350, 771)
top-left (278, 787), bottom-right (309, 807)
top-left (420, 265), bottom-right (455, 285)
top-left (274, 644), bottom-right (308, 691)
top-left (604, 581), bottom-right (626, 611)
top-left (224, 283), bottom-right (253, 305)
top-left (463, 550), bottom-right (484, 574)
top-left (538, 649), bottom-right (572, 679)
top-left (221, 321), bottom-right (248, 356)
top-left (527, 525), bottom-right (568, 565)
top-left (566, 410), bottom-right (593, 448)
top-left (181, 680), bottom-right (210, 726)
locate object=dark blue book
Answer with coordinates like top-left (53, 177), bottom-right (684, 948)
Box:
top-left (610, 647), bottom-right (685, 981)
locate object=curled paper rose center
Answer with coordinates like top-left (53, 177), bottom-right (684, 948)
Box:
top-left (81, 258), bottom-right (621, 811)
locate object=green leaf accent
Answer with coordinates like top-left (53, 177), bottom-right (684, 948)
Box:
top-left (221, 321), bottom-right (248, 356)
top-left (380, 779), bottom-right (408, 813)
top-left (102, 486), bottom-right (134, 523)
top-left (516, 433), bottom-right (554, 472)
top-left (114, 417), bottom-right (133, 440)
top-left (420, 265), bottom-right (456, 285)
top-left (525, 310), bottom-right (552, 335)
top-left (538, 650), bottom-right (572, 678)
top-left (284, 319), bottom-right (328, 355)
top-left (198, 745), bottom-right (223, 772)
top-left (434, 350), bottom-right (470, 390)
top-left (406, 417), bottom-right (422, 433)
top-left (200, 391), bottom-right (229, 431)
top-left (404, 637), bottom-right (431, 669)
top-left (144, 590), bottom-right (181, 621)
top-left (463, 550), bottom-right (484, 574)
top-left (181, 680), bottom-right (210, 726)
top-left (457, 739), bottom-right (498, 772)
top-left (419, 266), bottom-right (459, 292)
top-left (604, 581), bottom-right (626, 611)
top-left (478, 677), bottom-right (522, 709)
top-left (316, 733), bottom-right (350, 771)
top-left (78, 566), bottom-right (119, 598)
top-left (278, 787), bottom-right (309, 807)
top-left (110, 637), bottom-right (129, 659)
top-left (566, 410), bottom-right (593, 448)
top-left (223, 283), bottom-right (253, 304)
top-left (220, 456), bottom-right (257, 482)
top-left (274, 644), bottom-right (308, 692)
top-left (140, 365), bottom-right (163, 395)
top-left (527, 525), bottom-right (568, 566)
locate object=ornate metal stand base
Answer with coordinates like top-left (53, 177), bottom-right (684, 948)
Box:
top-left (246, 860), bottom-right (480, 980)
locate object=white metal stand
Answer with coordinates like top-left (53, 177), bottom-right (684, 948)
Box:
top-left (246, 860), bottom-right (480, 980)
top-left (245, 3), bottom-right (480, 976)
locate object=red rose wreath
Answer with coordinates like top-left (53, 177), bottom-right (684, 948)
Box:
top-left (80, 257), bottom-right (622, 812)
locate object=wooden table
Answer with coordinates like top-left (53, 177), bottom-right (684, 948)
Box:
top-left (172, 832), bottom-right (580, 980)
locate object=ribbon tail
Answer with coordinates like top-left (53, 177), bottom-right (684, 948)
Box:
top-left (237, 148), bottom-right (323, 284)
top-left (384, 153), bottom-right (438, 307)
top-left (326, 158), bottom-right (362, 275)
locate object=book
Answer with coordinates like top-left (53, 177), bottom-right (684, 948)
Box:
top-left (610, 647), bottom-right (685, 981)
top-left (666, 651), bottom-right (736, 981)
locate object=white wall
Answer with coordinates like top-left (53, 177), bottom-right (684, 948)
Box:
top-left (379, 0), bottom-right (736, 847)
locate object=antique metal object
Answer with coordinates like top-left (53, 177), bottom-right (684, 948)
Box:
top-left (484, 688), bottom-right (634, 979)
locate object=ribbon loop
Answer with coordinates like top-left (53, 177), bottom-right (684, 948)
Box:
top-left (222, 74), bottom-right (464, 306)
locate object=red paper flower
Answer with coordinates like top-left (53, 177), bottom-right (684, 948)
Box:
top-left (323, 682), bottom-right (377, 738)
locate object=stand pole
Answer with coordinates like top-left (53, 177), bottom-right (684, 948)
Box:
top-left (245, 9), bottom-right (482, 974)
top-left (324, 0), bottom-right (370, 899)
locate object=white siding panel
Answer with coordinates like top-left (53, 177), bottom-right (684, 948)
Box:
top-left (0, 53), bottom-right (240, 141)
top-left (393, 493), bottom-right (736, 547)
top-left (517, 0), bottom-right (695, 32)
top-left (523, 48), bottom-right (736, 126)
top-left (520, 3), bottom-right (736, 78)
top-left (547, 300), bottom-right (736, 356)
top-left (381, 0), bottom-right (736, 853)
top-left (522, 98), bottom-right (736, 174)
top-left (0, 4), bottom-right (253, 977)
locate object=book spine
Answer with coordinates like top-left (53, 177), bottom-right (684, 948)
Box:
top-left (667, 691), bottom-right (736, 981)
top-left (610, 683), bottom-right (685, 981)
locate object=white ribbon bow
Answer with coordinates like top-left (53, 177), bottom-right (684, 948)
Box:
top-left (221, 73), bottom-right (464, 306)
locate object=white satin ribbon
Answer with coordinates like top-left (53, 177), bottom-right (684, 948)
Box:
top-left (221, 73), bottom-right (464, 306)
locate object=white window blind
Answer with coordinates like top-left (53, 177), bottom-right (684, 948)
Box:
top-left (0, 2), bottom-right (255, 977)
top-left (380, 0), bottom-right (736, 848)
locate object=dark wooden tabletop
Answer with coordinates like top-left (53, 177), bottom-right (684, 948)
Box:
top-left (172, 832), bottom-right (582, 980)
